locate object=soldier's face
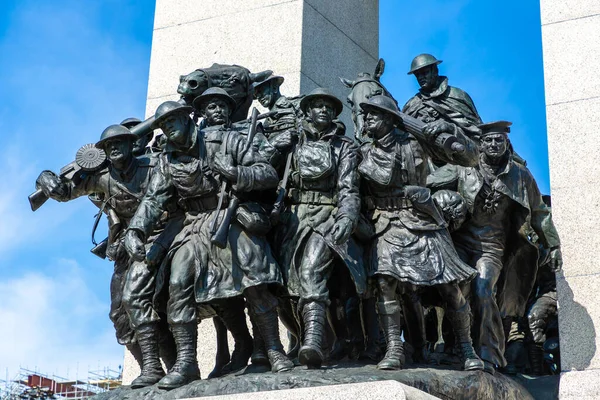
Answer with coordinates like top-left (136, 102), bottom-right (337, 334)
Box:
top-left (202, 99), bottom-right (231, 126)
top-left (105, 138), bottom-right (133, 166)
top-left (308, 99), bottom-right (335, 128)
top-left (255, 83), bottom-right (275, 108)
top-left (161, 114), bottom-right (189, 145)
top-left (133, 135), bottom-right (151, 156)
top-left (364, 109), bottom-right (394, 139)
top-left (481, 133), bottom-right (508, 159)
top-left (414, 66), bottom-right (438, 90)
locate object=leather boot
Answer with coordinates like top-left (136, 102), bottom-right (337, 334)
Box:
top-left (253, 308), bottom-right (294, 372)
top-left (278, 298), bottom-right (301, 359)
top-left (298, 301), bottom-right (327, 368)
top-left (359, 298), bottom-right (383, 362)
top-left (248, 309), bottom-right (269, 366)
top-left (447, 303), bottom-right (485, 371)
top-left (217, 302), bottom-right (253, 374)
top-left (529, 343), bottom-right (544, 375)
top-left (157, 323), bottom-right (200, 390)
top-left (376, 301), bottom-right (405, 370)
top-left (130, 324), bottom-right (165, 388)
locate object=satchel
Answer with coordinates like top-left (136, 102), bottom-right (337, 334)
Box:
top-left (235, 202), bottom-right (271, 236)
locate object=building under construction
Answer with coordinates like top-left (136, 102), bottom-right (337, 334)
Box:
top-left (0, 367), bottom-right (121, 399)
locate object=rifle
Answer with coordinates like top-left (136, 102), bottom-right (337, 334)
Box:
top-left (89, 194), bottom-right (122, 259)
top-left (270, 150), bottom-right (293, 225)
top-left (398, 112), bottom-right (465, 154)
top-left (210, 107), bottom-right (260, 248)
top-left (29, 144), bottom-right (108, 211)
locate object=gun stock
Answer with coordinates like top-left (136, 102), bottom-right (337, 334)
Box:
top-left (270, 150), bottom-right (294, 225)
top-left (29, 160), bottom-right (86, 212)
top-left (28, 189), bottom-right (49, 212)
top-left (210, 197), bottom-right (239, 248)
top-left (210, 108), bottom-right (260, 247)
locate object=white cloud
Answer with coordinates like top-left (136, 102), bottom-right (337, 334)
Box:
top-left (0, 144), bottom-right (80, 257)
top-left (0, 259), bottom-right (123, 381)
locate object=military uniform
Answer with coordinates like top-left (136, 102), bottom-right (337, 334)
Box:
top-left (360, 129), bottom-right (476, 286)
top-left (357, 95), bottom-right (482, 371)
top-left (427, 145), bottom-right (561, 369)
top-left (36, 124), bottom-right (181, 388)
top-left (129, 122), bottom-right (281, 318)
top-left (273, 88), bottom-right (365, 368)
top-left (40, 155), bottom-right (180, 338)
top-left (402, 76), bottom-right (482, 139)
top-left (128, 94), bottom-right (293, 385)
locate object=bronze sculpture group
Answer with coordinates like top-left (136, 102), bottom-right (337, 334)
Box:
top-left (31, 55), bottom-right (563, 390)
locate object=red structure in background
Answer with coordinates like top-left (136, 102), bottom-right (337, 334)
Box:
top-left (0, 367), bottom-right (122, 399)
top-left (27, 374), bottom-right (96, 398)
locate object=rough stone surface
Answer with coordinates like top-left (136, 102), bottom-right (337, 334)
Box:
top-left (300, 0), bottom-right (378, 131)
top-left (556, 274), bottom-right (600, 371)
top-left (153, 0), bottom-right (295, 30)
top-left (96, 363), bottom-right (532, 400)
top-left (558, 369), bottom-right (600, 400)
top-left (546, 98), bottom-right (600, 193)
top-left (196, 380), bottom-right (433, 400)
top-left (541, 0), bottom-right (600, 394)
top-left (549, 187), bottom-right (600, 278)
top-left (146, 0), bottom-right (303, 101)
top-left (540, 0), bottom-right (600, 25)
top-left (541, 14), bottom-right (600, 105)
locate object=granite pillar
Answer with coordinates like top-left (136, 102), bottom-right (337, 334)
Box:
top-left (540, 1), bottom-right (600, 398)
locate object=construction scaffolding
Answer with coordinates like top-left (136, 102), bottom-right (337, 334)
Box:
top-left (0, 367), bottom-right (122, 399)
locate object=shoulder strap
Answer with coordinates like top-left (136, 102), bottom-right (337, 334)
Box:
top-left (399, 138), bottom-right (418, 185)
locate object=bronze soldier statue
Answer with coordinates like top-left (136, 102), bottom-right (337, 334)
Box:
top-left (403, 54), bottom-right (482, 141)
top-left (120, 118), bottom-right (151, 157)
top-left (356, 95), bottom-right (484, 372)
top-left (273, 88), bottom-right (366, 368)
top-left (35, 125), bottom-right (180, 388)
top-left (124, 88), bottom-right (293, 389)
top-left (248, 74), bottom-right (305, 360)
top-left (253, 75), bottom-right (303, 146)
top-left (427, 121), bottom-right (562, 374)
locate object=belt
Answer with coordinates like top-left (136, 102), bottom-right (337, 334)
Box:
top-left (180, 195), bottom-right (221, 213)
top-left (365, 196), bottom-right (412, 211)
top-left (288, 188), bottom-right (337, 205)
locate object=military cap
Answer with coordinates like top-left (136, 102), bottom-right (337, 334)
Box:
top-left (479, 121), bottom-right (512, 136)
top-left (151, 101), bottom-right (193, 130)
top-left (120, 117), bottom-right (142, 128)
top-left (300, 87), bottom-right (344, 116)
top-left (359, 95), bottom-right (403, 123)
top-left (252, 75), bottom-right (285, 91)
top-left (407, 53), bottom-right (443, 75)
top-left (192, 87), bottom-right (236, 113)
top-left (96, 124), bottom-right (137, 149)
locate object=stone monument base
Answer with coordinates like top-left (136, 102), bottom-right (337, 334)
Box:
top-left (558, 370), bottom-right (600, 400)
top-left (92, 362), bottom-right (537, 400)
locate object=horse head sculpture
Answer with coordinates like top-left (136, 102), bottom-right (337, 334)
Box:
top-left (340, 58), bottom-right (396, 142)
top-left (178, 63), bottom-right (272, 122)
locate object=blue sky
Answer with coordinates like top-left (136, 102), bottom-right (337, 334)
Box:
top-left (0, 0), bottom-right (548, 382)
